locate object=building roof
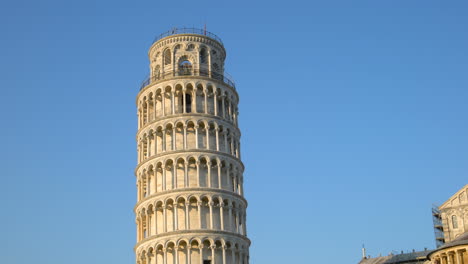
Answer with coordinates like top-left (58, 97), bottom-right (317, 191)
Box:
top-left (359, 250), bottom-right (431, 264)
top-left (428, 232), bottom-right (468, 257)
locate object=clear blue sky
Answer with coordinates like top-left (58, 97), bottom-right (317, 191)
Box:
top-left (1, 1), bottom-right (467, 263)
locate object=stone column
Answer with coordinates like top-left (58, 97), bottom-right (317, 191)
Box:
top-left (182, 89), bottom-right (187, 114)
top-left (217, 164), bottom-right (222, 189)
top-left (222, 245), bottom-right (227, 264)
top-left (162, 205), bottom-right (167, 233)
top-left (136, 218), bottom-right (140, 241)
top-left (214, 92), bottom-right (218, 116)
top-left (147, 173), bottom-right (151, 196)
top-left (152, 171), bottom-right (157, 195)
top-left (209, 201), bottom-right (214, 229)
top-left (223, 133), bottom-right (228, 153)
top-left (174, 204), bottom-right (178, 231)
top-left (210, 246), bottom-right (216, 264)
top-left (197, 201), bottom-right (203, 229)
top-left (206, 127), bottom-right (210, 150)
top-left (228, 205), bottom-right (233, 232)
top-left (184, 163), bottom-right (188, 188)
top-left (235, 210), bottom-right (239, 233)
top-left (153, 209), bottom-right (158, 235)
top-left (162, 129), bottom-right (166, 152)
top-left (153, 132), bottom-right (157, 155)
top-left (162, 166), bottom-right (166, 191)
top-left (243, 212), bottom-right (247, 235)
top-left (174, 164), bottom-right (178, 189)
top-left (204, 90), bottom-right (208, 114)
top-left (185, 202), bottom-right (190, 230)
top-left (153, 97), bottom-right (157, 119)
top-left (137, 143), bottom-right (141, 162)
top-left (183, 126), bottom-right (187, 150)
top-left (172, 127), bottom-right (176, 151)
top-left (231, 249), bottom-right (236, 264)
top-left (239, 178), bottom-right (243, 196)
top-left (221, 96), bottom-right (226, 118)
top-left (162, 93), bottom-right (166, 117)
top-left (147, 211), bottom-right (151, 236)
top-left (174, 247), bottom-right (179, 264)
top-left (187, 246), bottom-right (191, 264)
top-left (193, 91), bottom-right (197, 113)
top-left (148, 135), bottom-right (152, 157)
top-left (207, 161), bottom-right (212, 188)
top-left (233, 176), bottom-right (238, 194)
top-left (163, 249), bottom-right (167, 264)
top-left (456, 251), bottom-right (462, 264)
top-left (220, 203), bottom-right (225, 230)
top-left (196, 161), bottom-right (201, 187)
top-left (195, 125), bottom-right (199, 149)
top-left (215, 128), bottom-right (220, 151)
top-left (171, 90), bottom-right (175, 115)
top-left (199, 245), bottom-right (204, 264)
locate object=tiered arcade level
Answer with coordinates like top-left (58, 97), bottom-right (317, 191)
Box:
top-left (134, 28), bottom-right (250, 264)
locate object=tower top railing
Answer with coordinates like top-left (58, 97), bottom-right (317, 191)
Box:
top-left (152, 27), bottom-right (224, 46)
top-left (140, 68), bottom-right (235, 90)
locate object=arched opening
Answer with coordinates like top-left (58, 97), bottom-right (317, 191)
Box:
top-left (200, 48), bottom-right (208, 64)
top-left (176, 158), bottom-right (185, 188)
top-left (200, 196), bottom-right (210, 229)
top-left (178, 57), bottom-right (192, 76)
top-left (164, 49), bottom-right (171, 65)
top-left (189, 197), bottom-right (198, 229)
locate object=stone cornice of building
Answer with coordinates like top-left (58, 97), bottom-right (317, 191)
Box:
top-left (149, 34), bottom-right (226, 61)
top-left (134, 150), bottom-right (245, 173)
top-left (440, 204), bottom-right (468, 213)
top-left (134, 187), bottom-right (248, 211)
top-left (134, 229), bottom-right (251, 251)
top-left (137, 76), bottom-right (239, 104)
top-left (136, 113), bottom-right (241, 139)
top-left (439, 184), bottom-right (468, 210)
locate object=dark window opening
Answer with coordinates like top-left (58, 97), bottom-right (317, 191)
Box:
top-left (200, 49), bottom-right (207, 64)
top-left (185, 94), bottom-right (192, 113)
top-left (203, 261), bottom-right (211, 264)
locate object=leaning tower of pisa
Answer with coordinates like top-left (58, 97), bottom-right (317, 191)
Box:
top-left (134, 28), bottom-right (250, 264)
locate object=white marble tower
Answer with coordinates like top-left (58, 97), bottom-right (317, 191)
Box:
top-left (134, 28), bottom-right (250, 264)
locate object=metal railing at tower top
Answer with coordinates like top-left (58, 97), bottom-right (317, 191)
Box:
top-left (140, 68), bottom-right (236, 90)
top-left (152, 27), bottom-right (224, 46)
